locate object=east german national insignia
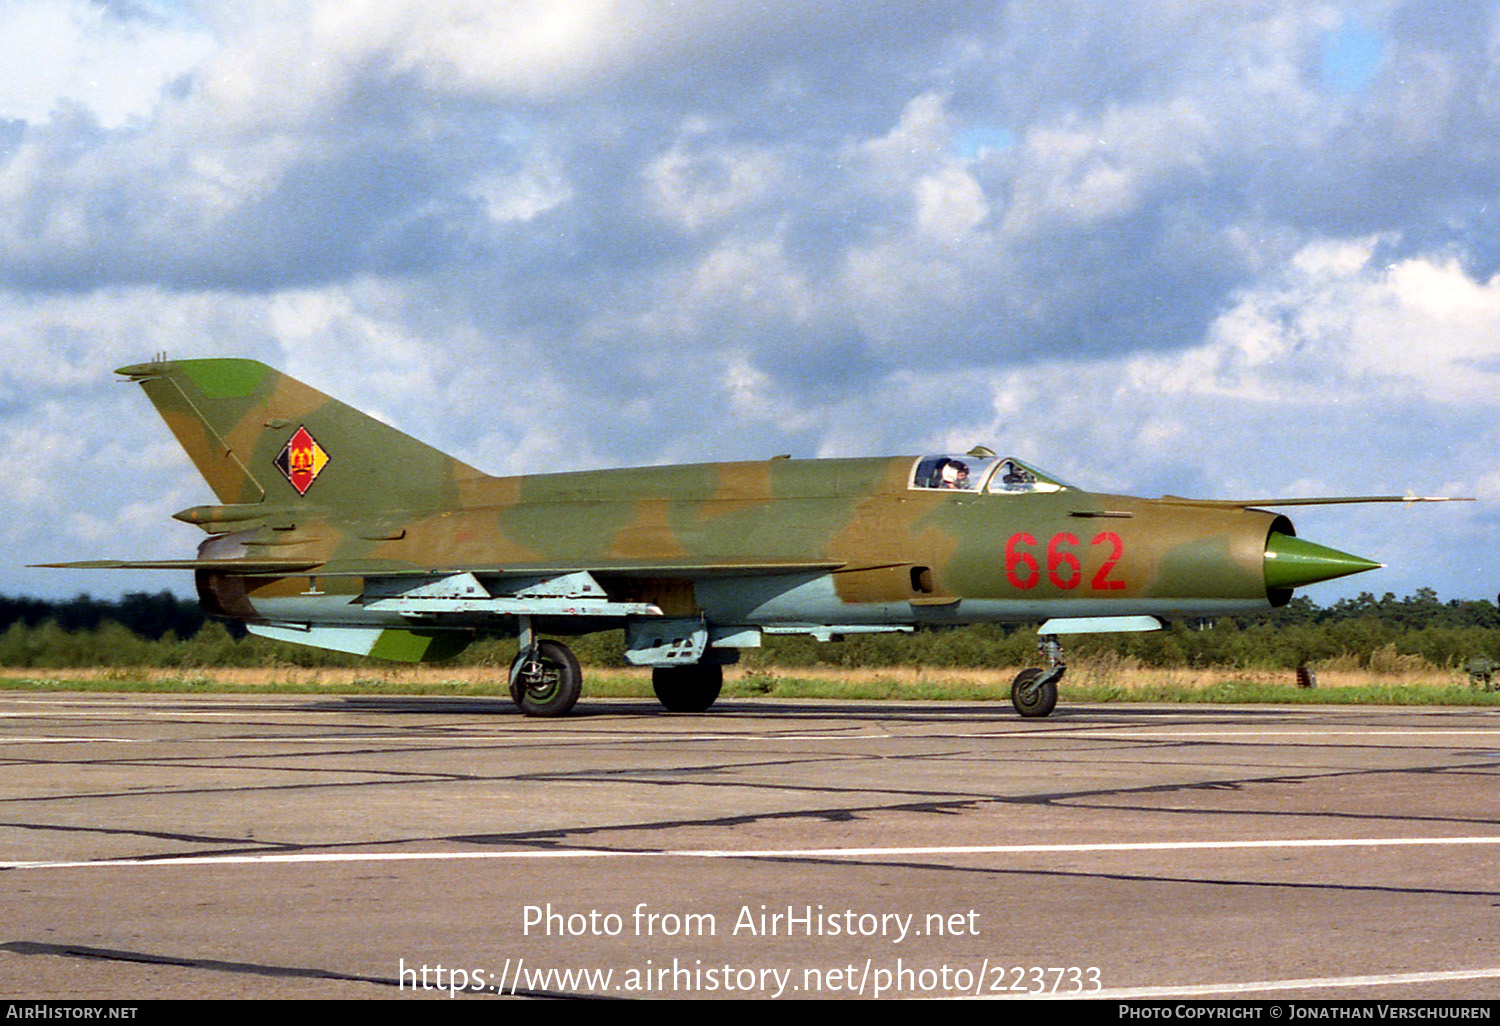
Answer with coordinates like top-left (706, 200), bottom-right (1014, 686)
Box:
top-left (274, 426), bottom-right (329, 495)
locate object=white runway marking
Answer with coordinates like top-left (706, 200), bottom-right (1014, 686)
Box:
top-left (7, 833), bottom-right (1500, 871)
top-left (1064, 730), bottom-right (1500, 738)
top-left (0, 731), bottom-right (896, 745)
top-left (0, 735), bottom-right (141, 744)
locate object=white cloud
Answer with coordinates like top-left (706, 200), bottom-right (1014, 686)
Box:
top-left (646, 134), bottom-right (785, 233)
top-left (471, 155), bottom-right (574, 225)
top-left (3, 1), bottom-right (1500, 604)
top-left (721, 355), bottom-right (819, 432)
top-left (683, 236), bottom-right (820, 326)
top-left (0, 0), bottom-right (216, 129)
top-left (853, 92), bottom-right (957, 187)
top-left (1126, 238), bottom-right (1500, 404)
top-left (914, 164), bottom-right (990, 240)
top-left (1001, 99), bottom-right (1218, 236)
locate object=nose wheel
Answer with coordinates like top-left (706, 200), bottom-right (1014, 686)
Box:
top-left (1011, 634), bottom-right (1064, 718)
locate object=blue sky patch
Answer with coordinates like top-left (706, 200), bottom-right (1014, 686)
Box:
top-left (955, 126), bottom-right (1016, 159)
top-left (1320, 24), bottom-right (1384, 95)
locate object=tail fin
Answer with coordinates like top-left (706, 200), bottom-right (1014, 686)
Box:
top-left (118, 358), bottom-right (483, 513)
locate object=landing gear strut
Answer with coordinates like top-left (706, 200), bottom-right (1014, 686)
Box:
top-left (1011, 634), bottom-right (1064, 719)
top-left (510, 619), bottom-right (581, 717)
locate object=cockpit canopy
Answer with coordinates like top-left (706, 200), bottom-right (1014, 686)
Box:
top-left (908, 454), bottom-right (1067, 495)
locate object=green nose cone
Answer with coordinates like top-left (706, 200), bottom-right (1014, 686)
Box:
top-left (1264, 532), bottom-right (1383, 591)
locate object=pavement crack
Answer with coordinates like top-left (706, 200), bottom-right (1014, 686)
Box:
top-left (0, 941), bottom-right (601, 999)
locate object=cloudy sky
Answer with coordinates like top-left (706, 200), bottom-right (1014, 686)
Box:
top-left (3, 0), bottom-right (1498, 605)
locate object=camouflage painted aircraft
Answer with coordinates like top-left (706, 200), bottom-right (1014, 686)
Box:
top-left (44, 357), bottom-right (1454, 719)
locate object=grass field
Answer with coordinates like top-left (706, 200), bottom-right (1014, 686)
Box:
top-left (2, 659), bottom-right (1496, 706)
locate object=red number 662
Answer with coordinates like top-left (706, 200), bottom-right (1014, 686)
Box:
top-left (1005, 532), bottom-right (1124, 591)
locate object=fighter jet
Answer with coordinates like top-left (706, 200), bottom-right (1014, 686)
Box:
top-left (43, 357), bottom-right (1449, 719)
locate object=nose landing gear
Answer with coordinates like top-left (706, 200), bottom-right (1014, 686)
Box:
top-left (1011, 634), bottom-right (1064, 718)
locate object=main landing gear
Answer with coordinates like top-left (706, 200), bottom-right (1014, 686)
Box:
top-left (652, 663), bottom-right (723, 713)
top-left (508, 619), bottom-right (726, 717)
top-left (508, 616), bottom-right (580, 717)
top-left (1011, 634), bottom-right (1065, 719)
top-left (509, 638), bottom-right (582, 717)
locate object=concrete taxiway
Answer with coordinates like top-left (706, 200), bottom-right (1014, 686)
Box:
top-left (1, 691), bottom-right (1499, 1000)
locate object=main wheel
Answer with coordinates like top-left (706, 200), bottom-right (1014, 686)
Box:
top-left (652, 664), bottom-right (723, 713)
top-left (1011, 668), bottom-right (1058, 719)
top-left (510, 640), bottom-right (582, 717)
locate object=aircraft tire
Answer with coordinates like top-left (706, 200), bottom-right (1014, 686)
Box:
top-left (1011, 668), bottom-right (1058, 719)
top-left (652, 664), bottom-right (723, 713)
top-left (510, 640), bottom-right (582, 717)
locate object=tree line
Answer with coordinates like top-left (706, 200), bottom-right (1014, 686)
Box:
top-left (0, 588), bottom-right (1495, 671)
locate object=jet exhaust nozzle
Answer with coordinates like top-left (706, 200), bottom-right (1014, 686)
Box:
top-left (1263, 532), bottom-right (1382, 591)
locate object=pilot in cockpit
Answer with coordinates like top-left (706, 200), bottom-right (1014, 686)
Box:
top-left (940, 460), bottom-right (970, 489)
top-left (998, 460), bottom-right (1035, 490)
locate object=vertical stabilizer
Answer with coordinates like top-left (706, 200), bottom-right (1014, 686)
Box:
top-left (117, 358), bottom-right (483, 513)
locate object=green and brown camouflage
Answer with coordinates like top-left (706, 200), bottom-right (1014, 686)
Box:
top-left (49, 357), bottom-right (1432, 718)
